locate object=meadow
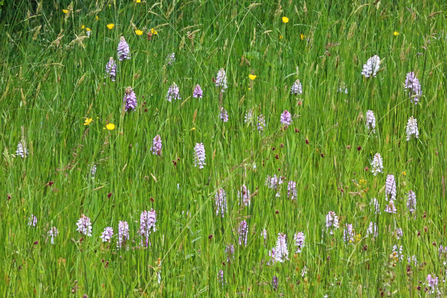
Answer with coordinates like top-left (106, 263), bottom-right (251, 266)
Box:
top-left (0, 0), bottom-right (447, 296)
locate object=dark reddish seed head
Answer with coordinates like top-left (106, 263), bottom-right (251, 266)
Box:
top-left (150, 197), bottom-right (154, 202)
top-left (357, 146), bottom-right (362, 151)
top-left (320, 153), bottom-right (324, 158)
top-left (365, 167), bottom-right (369, 171)
top-left (7, 194), bottom-right (11, 200)
top-left (305, 139), bottom-right (309, 144)
top-left (49, 181), bottom-right (54, 186)
top-left (107, 193), bottom-right (112, 198)
top-left (275, 210), bottom-right (279, 214)
top-left (280, 143), bottom-right (284, 148)
top-left (212, 77), bottom-right (216, 83)
top-left (144, 108), bottom-right (148, 112)
top-left (208, 235), bottom-right (213, 240)
top-left (33, 241), bottom-right (39, 245)
top-left (275, 154), bottom-right (279, 159)
top-left (295, 128), bottom-right (299, 133)
top-left (272, 147), bottom-right (275, 151)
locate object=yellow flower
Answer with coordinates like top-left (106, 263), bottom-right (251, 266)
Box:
top-left (81, 25), bottom-right (85, 29)
top-left (249, 74), bottom-right (257, 80)
top-left (393, 31), bottom-right (399, 36)
top-left (151, 28), bottom-right (158, 35)
top-left (84, 118), bottom-right (93, 126)
top-left (106, 123), bottom-right (115, 130)
top-left (134, 0), bottom-right (141, 3)
top-left (282, 17), bottom-right (289, 23)
top-left (86, 28), bottom-right (91, 32)
top-left (359, 179), bottom-right (366, 185)
top-left (300, 34), bottom-right (305, 40)
top-left (402, 171), bottom-right (406, 176)
top-left (190, 127), bottom-right (196, 131)
top-left (107, 24), bottom-right (115, 30)
top-left (63, 9), bottom-right (68, 14)
top-left (279, 34), bottom-right (283, 40)
top-left (95, 16), bottom-right (99, 21)
top-left (135, 29), bottom-right (143, 36)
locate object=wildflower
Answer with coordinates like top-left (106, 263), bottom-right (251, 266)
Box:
top-left (62, 9), bottom-right (68, 14)
top-left (100, 227), bottom-right (114, 243)
top-left (193, 84), bottom-right (203, 98)
top-left (406, 116), bottom-right (419, 141)
top-left (193, 143), bottom-right (206, 169)
top-left (238, 184), bottom-right (251, 206)
top-left (392, 245), bottom-right (404, 261)
top-left (384, 200), bottom-right (397, 214)
top-left (151, 135), bottom-right (162, 156)
top-left (90, 165), bottom-right (97, 177)
top-left (365, 110), bottom-right (376, 133)
top-left (166, 82), bottom-right (181, 102)
top-left (282, 17), bottom-right (289, 23)
top-left (287, 180), bottom-right (297, 200)
top-left (370, 153), bottom-right (383, 176)
top-left (165, 53), bottom-right (175, 65)
top-left (215, 68), bottom-right (228, 92)
top-left (265, 174), bottom-right (283, 197)
top-left (81, 25), bottom-right (85, 29)
top-left (249, 74), bottom-right (257, 80)
top-left (407, 255), bottom-right (417, 266)
top-left (361, 55), bottom-right (380, 78)
top-left (106, 123), bottom-right (115, 130)
top-left (95, 16), bottom-right (99, 21)
top-left (370, 198), bottom-right (381, 214)
top-left (117, 36), bottom-right (130, 61)
top-left (257, 114), bottom-right (265, 133)
top-left (272, 275), bottom-right (278, 290)
top-left (48, 227), bottom-right (58, 244)
top-left (338, 83), bottom-right (348, 93)
top-left (385, 174), bottom-right (396, 201)
top-left (28, 214), bottom-right (37, 227)
top-left (238, 220), bottom-right (248, 246)
top-left (405, 72), bottom-right (422, 104)
top-left (123, 87), bottom-right (137, 112)
top-left (105, 57), bottom-right (117, 81)
top-left (86, 28), bottom-right (91, 37)
top-left (215, 188), bottom-right (227, 217)
top-left (367, 222), bottom-right (378, 237)
top-left (290, 79), bottom-right (303, 95)
top-left (261, 229), bottom-right (267, 246)
top-left (269, 233), bottom-right (289, 264)
top-left (406, 190), bottom-right (416, 214)
top-left (140, 209), bottom-right (157, 247)
top-left (107, 24), bottom-right (114, 30)
top-left (279, 34), bottom-right (283, 40)
top-left (244, 109), bottom-right (253, 124)
top-left (300, 34), bottom-right (305, 40)
top-left (343, 224), bottom-right (355, 243)
top-left (294, 232), bottom-right (305, 253)
top-left (135, 29), bottom-right (143, 36)
top-left (151, 28), bottom-right (158, 35)
top-left (117, 221), bottom-right (129, 249)
top-left (134, 0), bottom-right (141, 2)
top-left (76, 215), bottom-right (92, 236)
top-left (396, 228), bottom-right (403, 240)
top-left (219, 107), bottom-right (229, 122)
top-left (301, 266), bottom-right (308, 277)
top-left (326, 211), bottom-right (339, 234)
top-left (84, 118), bottom-right (93, 125)
top-left (393, 31), bottom-right (399, 36)
top-left (280, 110), bottom-right (292, 126)
top-left (16, 141), bottom-right (29, 158)
top-left (225, 244), bottom-right (235, 262)
top-left (218, 270), bottom-right (226, 288)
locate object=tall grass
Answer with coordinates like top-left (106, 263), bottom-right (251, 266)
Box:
top-left (0, 0), bottom-right (446, 296)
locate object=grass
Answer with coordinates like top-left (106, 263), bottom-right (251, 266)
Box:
top-left (0, 0), bottom-right (446, 296)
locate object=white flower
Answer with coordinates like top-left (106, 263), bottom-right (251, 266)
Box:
top-left (406, 116), bottom-right (419, 141)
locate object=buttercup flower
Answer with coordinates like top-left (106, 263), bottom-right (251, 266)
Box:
top-left (107, 24), bottom-right (114, 30)
top-left (106, 123), bottom-right (115, 130)
top-left (393, 31), bottom-right (399, 36)
top-left (135, 29), bottom-right (143, 36)
top-left (249, 74), bottom-right (257, 80)
top-left (151, 28), bottom-right (158, 35)
top-left (84, 118), bottom-right (92, 126)
top-left (282, 17), bottom-right (289, 23)
top-left (62, 9), bottom-right (68, 14)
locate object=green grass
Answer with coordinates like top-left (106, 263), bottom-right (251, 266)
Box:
top-left (1, 0), bottom-right (446, 296)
